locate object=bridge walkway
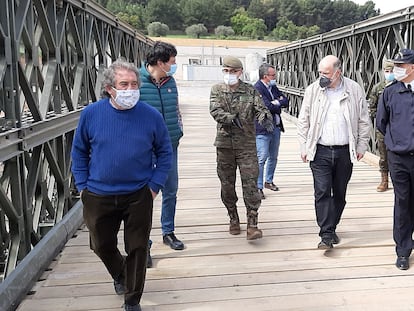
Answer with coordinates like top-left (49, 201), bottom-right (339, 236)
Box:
top-left (17, 81), bottom-right (413, 311)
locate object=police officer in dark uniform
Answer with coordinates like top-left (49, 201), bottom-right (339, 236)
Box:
top-left (377, 48), bottom-right (414, 270)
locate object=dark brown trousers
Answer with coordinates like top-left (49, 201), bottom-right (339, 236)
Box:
top-left (82, 186), bottom-right (152, 305)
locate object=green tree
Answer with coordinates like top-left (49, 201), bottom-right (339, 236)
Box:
top-left (116, 3), bottom-right (145, 30)
top-left (180, 0), bottom-right (235, 31)
top-left (358, 1), bottom-right (379, 18)
top-left (145, 0), bottom-right (183, 30)
top-left (106, 0), bottom-right (127, 14)
top-left (247, 0), bottom-right (279, 31)
top-left (241, 18), bottom-right (267, 39)
top-left (278, 0), bottom-right (301, 25)
top-left (185, 24), bottom-right (208, 38)
top-left (230, 8), bottom-right (252, 35)
top-left (270, 16), bottom-right (319, 41)
top-left (147, 22), bottom-right (169, 36)
top-left (215, 25), bottom-right (235, 38)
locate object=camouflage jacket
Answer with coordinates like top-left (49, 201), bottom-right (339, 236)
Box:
top-left (369, 80), bottom-right (393, 118)
top-left (209, 80), bottom-right (273, 149)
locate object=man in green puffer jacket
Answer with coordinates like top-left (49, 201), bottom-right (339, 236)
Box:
top-left (139, 41), bottom-right (184, 267)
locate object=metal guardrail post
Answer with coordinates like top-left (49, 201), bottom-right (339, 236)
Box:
top-left (0, 201), bottom-right (83, 311)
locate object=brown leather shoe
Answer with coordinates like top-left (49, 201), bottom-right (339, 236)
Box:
top-left (264, 182), bottom-right (279, 191)
top-left (247, 227), bottom-right (263, 240)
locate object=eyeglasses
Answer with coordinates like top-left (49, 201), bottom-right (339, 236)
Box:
top-left (222, 69), bottom-right (240, 74)
top-left (266, 73), bottom-right (276, 77)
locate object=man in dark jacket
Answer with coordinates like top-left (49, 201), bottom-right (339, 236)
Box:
top-left (254, 63), bottom-right (289, 199)
top-left (139, 41), bottom-right (184, 267)
top-left (377, 48), bottom-right (414, 270)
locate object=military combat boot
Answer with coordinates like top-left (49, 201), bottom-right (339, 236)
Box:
top-left (228, 208), bottom-right (240, 235)
top-left (246, 210), bottom-right (262, 240)
top-left (377, 171), bottom-right (389, 192)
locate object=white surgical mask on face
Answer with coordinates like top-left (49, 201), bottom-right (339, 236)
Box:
top-left (223, 73), bottom-right (238, 85)
top-left (167, 64), bottom-right (177, 76)
top-left (384, 72), bottom-right (394, 82)
top-left (393, 66), bottom-right (409, 81)
top-left (112, 88), bottom-right (140, 109)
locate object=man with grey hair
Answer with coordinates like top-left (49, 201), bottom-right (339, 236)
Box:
top-left (298, 55), bottom-right (371, 249)
top-left (71, 58), bottom-right (172, 311)
top-left (254, 63), bottom-right (289, 199)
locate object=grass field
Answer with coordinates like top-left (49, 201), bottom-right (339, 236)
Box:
top-left (149, 37), bottom-right (288, 49)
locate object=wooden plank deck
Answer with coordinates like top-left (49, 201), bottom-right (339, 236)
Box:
top-left (17, 81), bottom-right (412, 311)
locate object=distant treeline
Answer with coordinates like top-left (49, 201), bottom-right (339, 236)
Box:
top-left (97, 0), bottom-right (379, 40)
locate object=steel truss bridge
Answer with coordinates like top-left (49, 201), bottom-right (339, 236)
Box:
top-left (267, 5), bottom-right (414, 119)
top-left (0, 1), bottom-right (413, 310)
top-left (0, 0), bottom-right (153, 309)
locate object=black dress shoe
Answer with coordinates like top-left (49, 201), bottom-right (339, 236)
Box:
top-left (163, 233), bottom-right (184, 250)
top-left (124, 303), bottom-right (142, 311)
top-left (147, 249), bottom-right (153, 268)
top-left (318, 238), bottom-right (333, 249)
top-left (113, 277), bottom-right (126, 295)
top-left (258, 189), bottom-right (265, 200)
top-left (332, 233), bottom-right (340, 244)
top-left (396, 256), bottom-right (409, 270)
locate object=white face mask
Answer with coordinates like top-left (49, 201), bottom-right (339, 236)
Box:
top-left (384, 72), bottom-right (394, 82)
top-left (393, 66), bottom-right (409, 81)
top-left (223, 73), bottom-right (239, 85)
top-left (112, 88), bottom-right (140, 109)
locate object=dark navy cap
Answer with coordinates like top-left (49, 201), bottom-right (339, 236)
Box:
top-left (391, 49), bottom-right (414, 64)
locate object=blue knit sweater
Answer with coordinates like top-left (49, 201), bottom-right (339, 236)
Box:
top-left (71, 98), bottom-right (172, 195)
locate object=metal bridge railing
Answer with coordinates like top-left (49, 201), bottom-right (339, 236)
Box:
top-left (0, 0), bottom-right (153, 309)
top-left (267, 5), bottom-right (414, 153)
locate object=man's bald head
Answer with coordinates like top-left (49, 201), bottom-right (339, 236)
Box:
top-left (319, 55), bottom-right (341, 72)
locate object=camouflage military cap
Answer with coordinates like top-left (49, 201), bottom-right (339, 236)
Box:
top-left (223, 56), bottom-right (243, 69)
top-left (382, 60), bottom-right (394, 70)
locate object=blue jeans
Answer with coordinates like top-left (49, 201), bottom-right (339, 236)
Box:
top-left (310, 145), bottom-right (353, 238)
top-left (256, 128), bottom-right (281, 189)
top-left (160, 144), bottom-right (178, 235)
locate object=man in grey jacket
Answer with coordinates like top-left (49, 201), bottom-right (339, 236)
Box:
top-left (297, 55), bottom-right (371, 249)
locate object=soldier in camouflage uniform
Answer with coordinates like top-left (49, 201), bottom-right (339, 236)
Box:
top-left (369, 60), bottom-right (394, 192)
top-left (209, 56), bottom-right (273, 240)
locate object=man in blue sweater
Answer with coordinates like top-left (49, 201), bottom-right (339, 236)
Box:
top-left (139, 41), bottom-right (184, 266)
top-left (71, 59), bottom-right (172, 311)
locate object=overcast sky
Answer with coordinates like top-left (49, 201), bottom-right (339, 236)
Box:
top-left (352, 0), bottom-right (413, 14)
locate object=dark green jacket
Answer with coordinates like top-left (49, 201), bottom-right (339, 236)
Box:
top-left (139, 65), bottom-right (183, 147)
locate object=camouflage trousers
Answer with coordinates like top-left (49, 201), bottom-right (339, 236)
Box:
top-left (216, 147), bottom-right (261, 213)
top-left (376, 130), bottom-right (388, 172)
